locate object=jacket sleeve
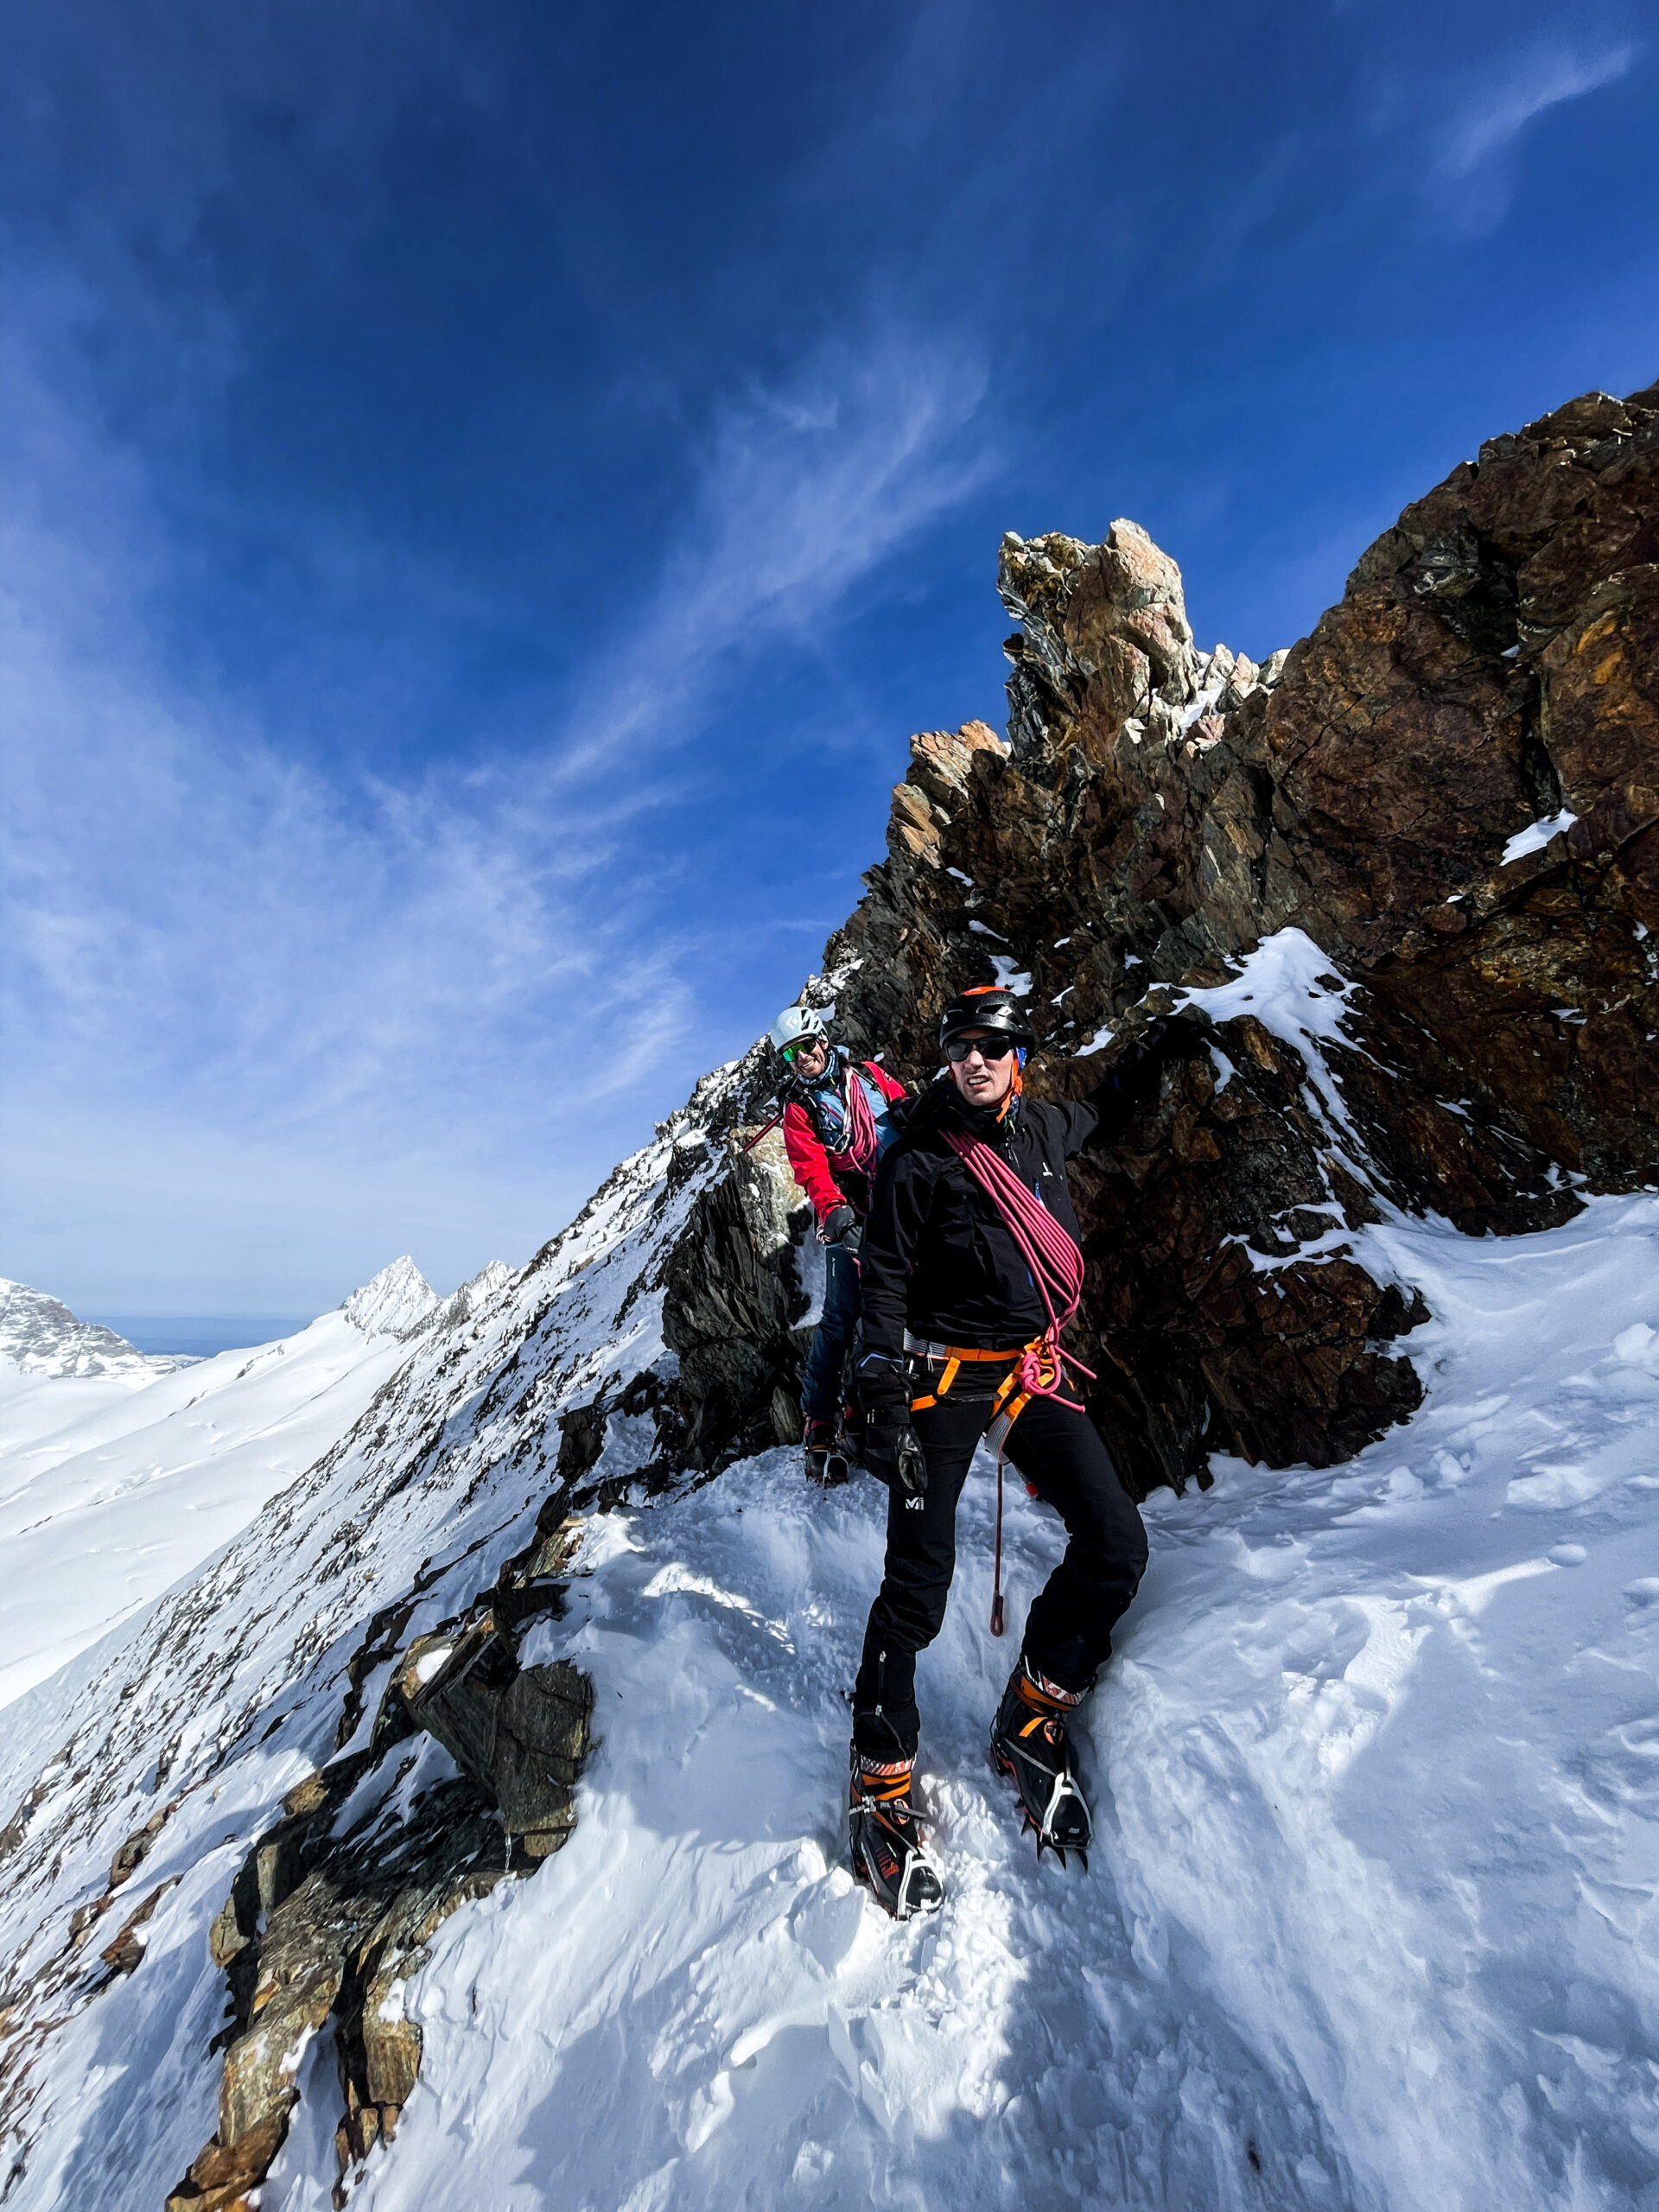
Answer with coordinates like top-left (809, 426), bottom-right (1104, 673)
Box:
top-left (863, 1060), bottom-right (907, 1103)
top-left (1054, 1018), bottom-right (1207, 1156)
top-left (782, 1101), bottom-right (844, 1223)
top-left (857, 1144), bottom-right (931, 1360)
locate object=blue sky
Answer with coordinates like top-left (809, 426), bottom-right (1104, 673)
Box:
top-left (3, 0), bottom-right (1656, 1314)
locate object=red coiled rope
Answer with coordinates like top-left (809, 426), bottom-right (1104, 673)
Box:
top-left (943, 1126), bottom-right (1096, 1634)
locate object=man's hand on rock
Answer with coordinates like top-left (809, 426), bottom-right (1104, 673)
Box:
top-left (1110, 1012), bottom-right (1211, 1077)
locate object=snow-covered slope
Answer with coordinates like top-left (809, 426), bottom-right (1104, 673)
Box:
top-left (0, 1258), bottom-right (490, 1710)
top-left (359, 1192), bottom-right (1659, 2212)
top-left (0, 1014), bottom-right (1656, 2212)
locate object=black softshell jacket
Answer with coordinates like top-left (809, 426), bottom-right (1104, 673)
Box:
top-left (860, 1063), bottom-right (1153, 1360)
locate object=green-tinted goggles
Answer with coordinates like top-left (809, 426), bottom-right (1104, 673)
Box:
top-left (782, 1036), bottom-right (825, 1063)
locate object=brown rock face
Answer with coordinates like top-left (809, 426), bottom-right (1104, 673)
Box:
top-left (663, 378), bottom-right (1659, 1496)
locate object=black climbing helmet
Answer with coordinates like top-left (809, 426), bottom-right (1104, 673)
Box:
top-left (938, 985), bottom-right (1035, 1055)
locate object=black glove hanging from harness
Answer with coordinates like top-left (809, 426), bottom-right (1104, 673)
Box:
top-left (857, 1352), bottom-right (926, 1499)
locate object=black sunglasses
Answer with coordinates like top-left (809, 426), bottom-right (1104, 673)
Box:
top-left (944, 1033), bottom-right (1018, 1063)
top-left (782, 1035), bottom-right (826, 1062)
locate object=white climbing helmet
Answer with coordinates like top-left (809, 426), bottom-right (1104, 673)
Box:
top-left (768, 1004), bottom-right (828, 1054)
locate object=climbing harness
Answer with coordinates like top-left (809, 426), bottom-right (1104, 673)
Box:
top-left (903, 1126), bottom-right (1097, 1635)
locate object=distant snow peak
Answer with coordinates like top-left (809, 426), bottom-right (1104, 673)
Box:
top-left (340, 1256), bottom-right (439, 1338)
top-left (0, 1278), bottom-right (187, 1380)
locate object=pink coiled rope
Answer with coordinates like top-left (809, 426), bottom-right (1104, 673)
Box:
top-left (943, 1127), bottom-right (1096, 1634)
top-left (828, 1062), bottom-right (882, 1179)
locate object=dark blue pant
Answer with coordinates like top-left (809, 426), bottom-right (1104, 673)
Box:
top-left (800, 1244), bottom-right (861, 1422)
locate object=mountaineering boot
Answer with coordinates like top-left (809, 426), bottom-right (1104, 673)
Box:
top-left (803, 1418), bottom-right (849, 1486)
top-left (990, 1660), bottom-right (1093, 1866)
top-left (848, 1751), bottom-right (944, 1919)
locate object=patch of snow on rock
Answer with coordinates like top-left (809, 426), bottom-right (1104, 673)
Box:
top-left (1502, 809), bottom-right (1579, 864)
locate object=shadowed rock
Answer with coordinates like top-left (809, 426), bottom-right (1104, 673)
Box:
top-left (168, 1616), bottom-right (592, 2210)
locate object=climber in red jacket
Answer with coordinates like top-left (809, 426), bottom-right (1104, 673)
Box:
top-left (769, 1005), bottom-right (906, 1483)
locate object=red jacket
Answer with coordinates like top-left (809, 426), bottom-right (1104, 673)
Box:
top-left (783, 1058), bottom-right (906, 1224)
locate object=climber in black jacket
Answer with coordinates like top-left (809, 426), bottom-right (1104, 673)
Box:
top-left (844, 984), bottom-right (1206, 1918)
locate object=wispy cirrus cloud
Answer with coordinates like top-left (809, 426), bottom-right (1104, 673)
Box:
top-left (0, 299), bottom-right (994, 1307)
top-left (549, 329), bottom-right (993, 781)
top-left (1426, 37), bottom-right (1636, 235)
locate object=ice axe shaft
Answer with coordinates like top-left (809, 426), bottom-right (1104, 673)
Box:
top-left (738, 1112), bottom-right (785, 1154)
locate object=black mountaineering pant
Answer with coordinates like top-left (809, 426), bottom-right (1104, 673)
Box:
top-left (851, 1387), bottom-right (1147, 1759)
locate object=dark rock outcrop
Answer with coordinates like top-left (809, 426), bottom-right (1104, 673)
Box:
top-left (395, 1615), bottom-right (591, 1859)
top-left (168, 1591), bottom-right (592, 2211)
top-left (660, 1127), bottom-right (813, 1468)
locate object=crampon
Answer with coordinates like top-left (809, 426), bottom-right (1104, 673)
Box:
top-left (804, 1418), bottom-right (851, 1486)
top-left (848, 1754), bottom-right (944, 1919)
top-left (990, 1662), bottom-right (1092, 1869)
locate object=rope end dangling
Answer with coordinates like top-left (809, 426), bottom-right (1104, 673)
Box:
top-left (990, 1448), bottom-right (1007, 1635)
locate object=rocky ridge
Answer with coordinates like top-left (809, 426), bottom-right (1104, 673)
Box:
top-left (808, 380), bottom-right (1659, 1490)
top-left (0, 379), bottom-right (1654, 2207)
top-left (0, 1281), bottom-right (190, 1382)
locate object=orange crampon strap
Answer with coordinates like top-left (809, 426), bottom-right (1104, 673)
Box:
top-left (853, 1757), bottom-right (914, 1802)
top-left (1014, 1663), bottom-right (1083, 1714)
